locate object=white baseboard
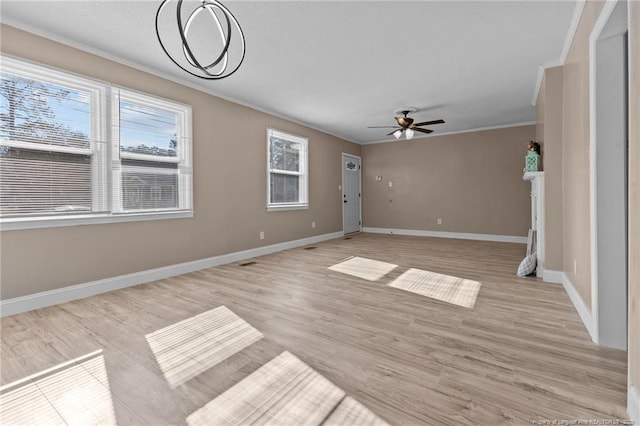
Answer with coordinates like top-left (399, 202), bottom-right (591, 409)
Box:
top-left (542, 269), bottom-right (563, 284)
top-left (0, 231), bottom-right (343, 317)
top-left (629, 381), bottom-right (640, 424)
top-left (362, 227), bottom-right (527, 244)
top-left (561, 273), bottom-right (598, 343)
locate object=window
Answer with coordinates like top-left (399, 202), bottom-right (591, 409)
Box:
top-left (267, 128), bottom-right (308, 211)
top-left (0, 55), bottom-right (192, 230)
top-left (112, 89), bottom-right (191, 214)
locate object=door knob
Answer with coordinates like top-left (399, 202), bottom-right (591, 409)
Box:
top-left (344, 200), bottom-right (347, 203)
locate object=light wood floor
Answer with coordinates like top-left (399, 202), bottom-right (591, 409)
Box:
top-left (0, 233), bottom-right (629, 425)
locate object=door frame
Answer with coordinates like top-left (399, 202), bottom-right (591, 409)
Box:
top-left (588, 0), bottom-right (629, 349)
top-left (341, 153), bottom-right (362, 235)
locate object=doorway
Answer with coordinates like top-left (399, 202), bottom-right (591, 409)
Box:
top-left (590, 0), bottom-right (629, 349)
top-left (342, 153), bottom-right (361, 234)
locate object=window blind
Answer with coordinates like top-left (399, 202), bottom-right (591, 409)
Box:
top-left (0, 55), bottom-right (192, 228)
top-left (0, 69), bottom-right (109, 217)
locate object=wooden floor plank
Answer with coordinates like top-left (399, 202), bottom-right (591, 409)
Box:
top-left (0, 233), bottom-right (628, 425)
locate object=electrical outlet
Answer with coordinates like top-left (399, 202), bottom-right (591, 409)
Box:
top-left (437, 218), bottom-right (442, 225)
top-left (312, 221), bottom-right (316, 229)
top-left (388, 181), bottom-right (393, 187)
top-left (259, 231), bottom-right (265, 240)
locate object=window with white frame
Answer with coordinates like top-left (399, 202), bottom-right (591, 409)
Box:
top-left (267, 128), bottom-right (308, 210)
top-left (112, 89), bottom-right (191, 213)
top-left (0, 55), bottom-right (192, 230)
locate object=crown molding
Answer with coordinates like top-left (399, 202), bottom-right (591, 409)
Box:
top-left (531, 0), bottom-right (586, 106)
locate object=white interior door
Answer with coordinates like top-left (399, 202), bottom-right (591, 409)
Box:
top-left (342, 154), bottom-right (361, 234)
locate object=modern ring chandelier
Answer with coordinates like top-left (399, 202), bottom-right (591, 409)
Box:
top-left (155, 0), bottom-right (245, 80)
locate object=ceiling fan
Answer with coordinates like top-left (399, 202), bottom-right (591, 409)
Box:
top-left (368, 109), bottom-right (445, 140)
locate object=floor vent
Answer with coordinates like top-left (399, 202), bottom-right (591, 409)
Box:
top-left (239, 261), bottom-right (257, 267)
top-left (303, 246), bottom-right (317, 250)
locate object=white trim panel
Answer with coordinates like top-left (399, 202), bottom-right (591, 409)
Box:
top-left (531, 60), bottom-right (562, 106)
top-left (1, 211), bottom-right (194, 231)
top-left (629, 381), bottom-right (640, 424)
top-left (0, 231), bottom-right (343, 317)
top-left (362, 227), bottom-right (527, 244)
top-left (266, 204), bottom-right (308, 212)
top-left (532, 65), bottom-right (545, 107)
top-left (628, 0), bottom-right (637, 420)
top-left (561, 273), bottom-right (597, 343)
top-left (542, 269), bottom-right (563, 284)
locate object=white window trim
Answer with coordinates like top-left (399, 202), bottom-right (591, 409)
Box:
top-left (0, 54), bottom-right (193, 231)
top-left (111, 87), bottom-right (192, 215)
top-left (0, 139), bottom-right (93, 156)
top-left (266, 127), bottom-right (309, 212)
top-left (0, 211), bottom-right (194, 231)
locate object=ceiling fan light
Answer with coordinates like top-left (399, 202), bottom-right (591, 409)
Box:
top-left (393, 130), bottom-right (403, 139)
top-left (405, 128), bottom-right (415, 140)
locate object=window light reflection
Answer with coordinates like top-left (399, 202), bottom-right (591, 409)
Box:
top-left (388, 268), bottom-right (481, 308)
top-left (145, 305), bottom-right (263, 388)
top-left (328, 256), bottom-right (398, 281)
top-left (0, 350), bottom-right (116, 425)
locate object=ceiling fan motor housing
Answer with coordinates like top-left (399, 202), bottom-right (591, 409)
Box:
top-left (396, 115), bottom-right (414, 127)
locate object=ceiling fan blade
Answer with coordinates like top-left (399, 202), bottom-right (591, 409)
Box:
top-left (412, 119), bottom-right (445, 127)
top-left (387, 129), bottom-right (403, 136)
top-left (367, 126), bottom-right (401, 129)
top-left (413, 128), bottom-right (434, 134)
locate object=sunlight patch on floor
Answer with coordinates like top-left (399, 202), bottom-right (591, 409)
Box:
top-left (388, 268), bottom-right (481, 308)
top-left (145, 305), bottom-right (263, 388)
top-left (0, 350), bottom-right (116, 425)
top-left (328, 256), bottom-right (398, 281)
top-left (187, 351), bottom-right (388, 426)
top-left (324, 396), bottom-right (389, 426)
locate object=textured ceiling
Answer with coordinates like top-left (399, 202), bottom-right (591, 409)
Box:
top-left (0, 1), bottom-right (577, 144)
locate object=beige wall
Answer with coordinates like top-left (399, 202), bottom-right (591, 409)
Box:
top-left (544, 0), bottom-right (639, 395)
top-left (0, 25), bottom-right (360, 300)
top-left (561, 1), bottom-right (605, 308)
top-left (537, 67), bottom-right (564, 271)
top-left (360, 125), bottom-right (533, 237)
top-left (629, 0), bottom-right (640, 395)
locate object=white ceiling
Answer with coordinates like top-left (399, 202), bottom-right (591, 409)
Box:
top-left (0, 1), bottom-right (577, 144)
